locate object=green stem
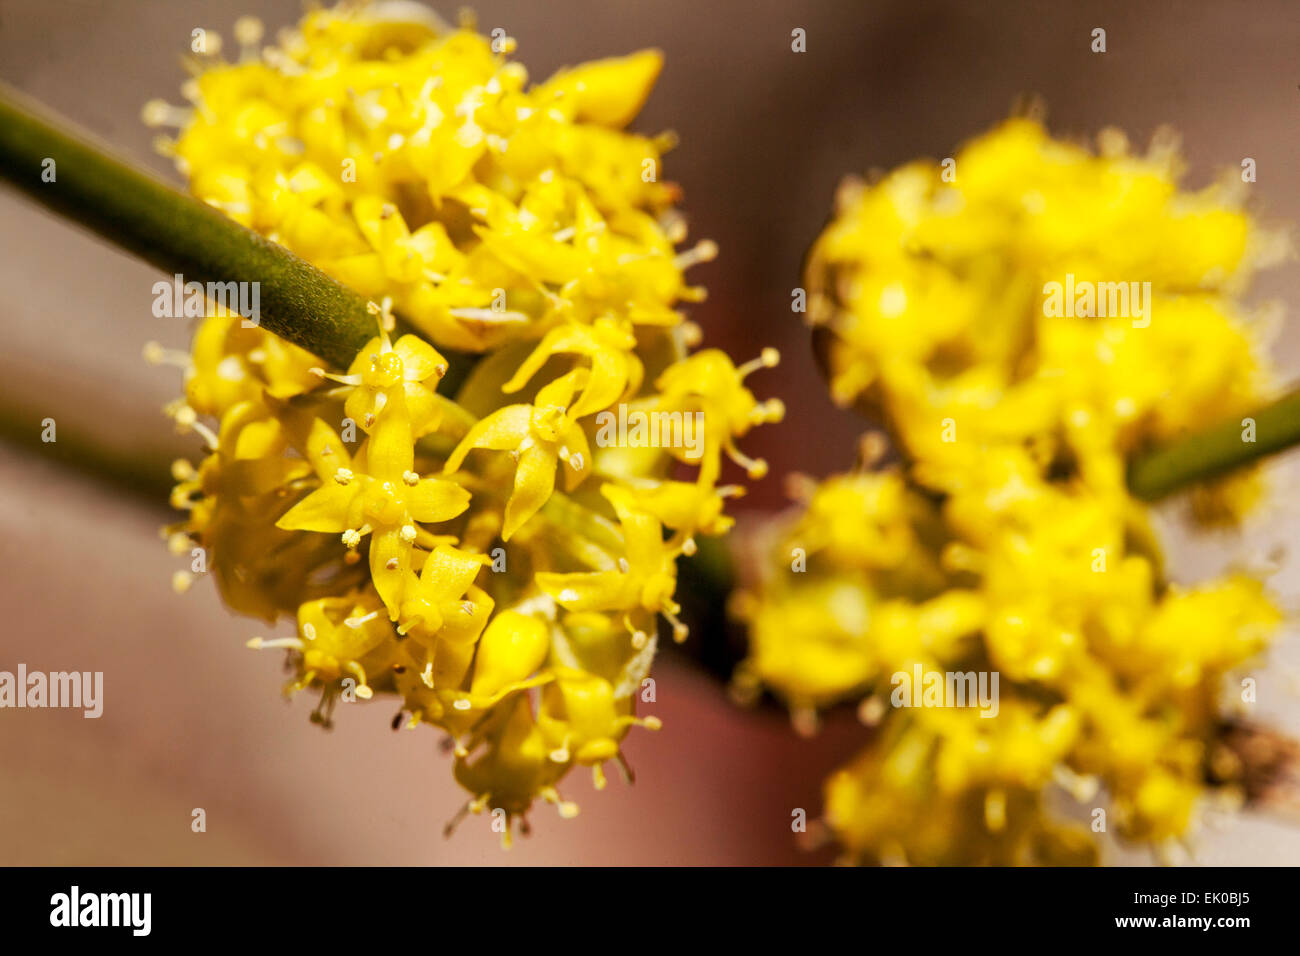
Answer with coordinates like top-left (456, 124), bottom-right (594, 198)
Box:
top-left (0, 82), bottom-right (375, 369)
top-left (1128, 389), bottom-right (1300, 500)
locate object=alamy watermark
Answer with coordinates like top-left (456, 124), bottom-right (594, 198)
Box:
top-left (152, 273), bottom-right (260, 327)
top-left (890, 664), bottom-right (999, 717)
top-left (50, 886), bottom-right (150, 936)
top-left (0, 664), bottom-right (103, 718)
top-left (1043, 273), bottom-right (1151, 328)
top-left (594, 404), bottom-right (704, 460)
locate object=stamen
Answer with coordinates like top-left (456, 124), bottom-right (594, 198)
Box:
top-left (540, 787), bottom-right (580, 819)
top-left (247, 636), bottom-right (306, 651)
top-left (623, 616), bottom-right (648, 650)
top-left (448, 307), bottom-right (530, 324)
top-left (345, 609), bottom-right (382, 628)
top-left (345, 662), bottom-right (374, 699)
top-left (663, 607), bottom-right (689, 643)
top-left (310, 367), bottom-right (364, 386)
top-left (140, 100), bottom-right (193, 129)
top-left (379, 296), bottom-right (396, 336)
top-left (725, 442), bottom-right (768, 479)
top-left (750, 398), bottom-right (785, 424)
top-left (142, 341), bottom-right (192, 368)
top-left (673, 238), bottom-right (718, 271)
top-left (737, 347), bottom-right (781, 379)
top-left (233, 15), bottom-right (263, 61)
top-left (170, 405), bottom-right (219, 449)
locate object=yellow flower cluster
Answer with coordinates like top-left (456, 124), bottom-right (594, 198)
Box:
top-left (736, 119), bottom-right (1283, 864)
top-left (147, 3), bottom-right (779, 839)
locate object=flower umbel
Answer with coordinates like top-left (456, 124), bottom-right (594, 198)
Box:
top-left (738, 119), bottom-right (1285, 865)
top-left (151, 2), bottom-right (780, 841)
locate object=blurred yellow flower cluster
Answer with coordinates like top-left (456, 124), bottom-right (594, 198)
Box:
top-left (148, 2), bottom-right (779, 839)
top-left (736, 119), bottom-right (1284, 864)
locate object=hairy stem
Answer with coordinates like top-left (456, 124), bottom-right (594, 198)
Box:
top-left (0, 82), bottom-right (375, 369)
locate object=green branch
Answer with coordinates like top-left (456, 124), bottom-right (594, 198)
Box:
top-left (0, 82), bottom-right (375, 369)
top-left (1127, 389), bottom-right (1300, 500)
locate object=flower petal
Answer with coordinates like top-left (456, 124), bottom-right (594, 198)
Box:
top-left (369, 527), bottom-right (410, 620)
top-left (443, 404), bottom-right (531, 472)
top-left (503, 442), bottom-right (557, 540)
top-left (536, 569), bottom-right (625, 611)
top-left (408, 478), bottom-right (472, 524)
top-left (275, 482), bottom-right (356, 532)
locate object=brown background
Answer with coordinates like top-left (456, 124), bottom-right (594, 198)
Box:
top-left (1, 0), bottom-right (1298, 864)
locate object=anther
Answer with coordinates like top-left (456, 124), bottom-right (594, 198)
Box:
top-left (737, 347), bottom-right (781, 379)
top-left (673, 239), bottom-right (718, 271)
top-left (140, 100), bottom-right (192, 129)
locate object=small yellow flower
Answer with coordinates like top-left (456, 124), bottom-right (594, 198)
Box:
top-left (248, 589), bottom-right (396, 718)
top-left (443, 370), bottom-right (592, 540)
top-left (397, 543), bottom-right (491, 638)
top-left (276, 410), bottom-right (470, 616)
top-left (538, 668), bottom-right (661, 789)
top-left (333, 322), bottom-right (449, 437)
top-left (502, 318), bottom-right (644, 420)
top-left (452, 695), bottom-right (575, 842)
top-left (653, 347), bottom-right (784, 482)
top-left (537, 484), bottom-right (690, 641)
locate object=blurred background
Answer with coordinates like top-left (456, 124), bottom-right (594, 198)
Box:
top-left (1, 0), bottom-right (1299, 864)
